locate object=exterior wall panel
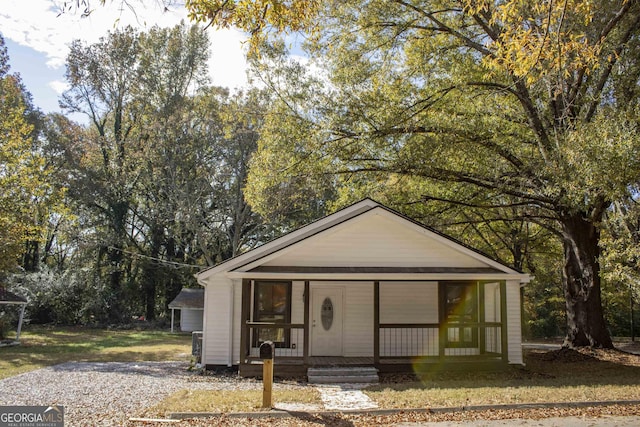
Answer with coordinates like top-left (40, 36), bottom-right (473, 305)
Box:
top-left (483, 282), bottom-right (502, 354)
top-left (232, 279), bottom-right (242, 365)
top-left (379, 282), bottom-right (438, 324)
top-left (506, 280), bottom-right (523, 364)
top-left (179, 309), bottom-right (204, 332)
top-left (202, 276), bottom-right (233, 365)
top-left (343, 282), bottom-right (374, 357)
top-left (263, 213), bottom-right (486, 268)
top-left (379, 282), bottom-right (439, 357)
top-left (287, 281), bottom-right (305, 356)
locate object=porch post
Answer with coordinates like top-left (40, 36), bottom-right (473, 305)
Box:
top-left (240, 279), bottom-right (251, 365)
top-left (303, 280), bottom-right (310, 366)
top-left (374, 281), bottom-right (380, 366)
top-left (438, 282), bottom-right (446, 359)
top-left (500, 281), bottom-right (509, 363)
top-left (16, 304), bottom-right (26, 341)
top-left (479, 282), bottom-right (486, 355)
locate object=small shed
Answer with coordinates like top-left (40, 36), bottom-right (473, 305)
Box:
top-left (168, 288), bottom-right (204, 333)
top-left (0, 285), bottom-right (27, 345)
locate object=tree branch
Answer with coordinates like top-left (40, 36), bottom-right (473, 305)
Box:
top-left (392, 0), bottom-right (494, 57)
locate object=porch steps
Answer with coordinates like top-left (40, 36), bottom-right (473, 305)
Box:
top-left (307, 367), bottom-right (379, 384)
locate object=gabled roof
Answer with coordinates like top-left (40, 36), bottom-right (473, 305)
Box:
top-left (168, 288), bottom-right (204, 309)
top-left (196, 198), bottom-right (530, 283)
top-left (0, 286), bottom-right (27, 305)
top-left (197, 198), bottom-right (379, 280)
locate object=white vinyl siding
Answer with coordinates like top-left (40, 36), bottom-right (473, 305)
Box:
top-left (268, 281), bottom-right (305, 358)
top-left (202, 277), bottom-right (233, 366)
top-left (379, 282), bottom-right (439, 357)
top-left (232, 279), bottom-right (242, 365)
top-left (483, 282), bottom-right (502, 354)
top-left (216, 278), bottom-right (524, 366)
top-left (484, 282), bottom-right (501, 322)
top-left (179, 309), bottom-right (203, 332)
top-left (262, 212), bottom-right (487, 268)
top-left (380, 282), bottom-right (438, 323)
top-left (506, 280), bottom-right (523, 364)
top-left (344, 282), bottom-right (374, 357)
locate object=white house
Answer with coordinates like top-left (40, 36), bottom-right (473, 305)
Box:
top-left (196, 199), bottom-right (530, 377)
top-left (168, 288), bottom-right (204, 332)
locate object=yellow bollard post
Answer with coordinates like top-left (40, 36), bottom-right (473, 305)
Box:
top-left (262, 358), bottom-right (273, 408)
top-left (259, 340), bottom-right (275, 409)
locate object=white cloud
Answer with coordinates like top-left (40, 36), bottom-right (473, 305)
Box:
top-left (48, 79), bottom-right (69, 95)
top-left (0, 1), bottom-right (249, 89)
top-left (208, 29), bottom-right (249, 89)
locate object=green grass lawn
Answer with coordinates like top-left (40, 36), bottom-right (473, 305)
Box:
top-left (148, 389), bottom-right (321, 415)
top-left (0, 325), bottom-right (192, 380)
top-left (149, 348), bottom-right (640, 415)
top-left (3, 328), bottom-right (640, 414)
top-left (365, 348), bottom-right (640, 408)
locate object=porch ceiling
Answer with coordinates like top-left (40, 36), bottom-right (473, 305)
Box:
top-left (247, 266), bottom-right (505, 274)
top-left (225, 267), bottom-right (530, 281)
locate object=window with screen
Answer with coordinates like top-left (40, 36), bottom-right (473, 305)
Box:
top-left (253, 281), bottom-right (291, 347)
top-left (443, 282), bottom-right (478, 348)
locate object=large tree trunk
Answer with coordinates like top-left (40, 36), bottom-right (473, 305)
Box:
top-left (106, 200), bottom-right (129, 324)
top-left (143, 224), bottom-right (164, 321)
top-left (106, 244), bottom-right (125, 324)
top-left (561, 211), bottom-right (614, 348)
top-left (22, 240), bottom-right (39, 272)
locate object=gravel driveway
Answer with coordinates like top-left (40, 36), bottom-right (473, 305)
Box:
top-left (0, 361), bottom-right (265, 426)
top-left (0, 362), bottom-right (381, 426)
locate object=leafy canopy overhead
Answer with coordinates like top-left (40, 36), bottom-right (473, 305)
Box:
top-left (238, 0), bottom-right (640, 219)
top-left (186, 0), bottom-right (320, 53)
top-left (225, 0), bottom-right (640, 347)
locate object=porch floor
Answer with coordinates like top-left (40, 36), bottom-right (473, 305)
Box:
top-left (245, 356), bottom-right (374, 366)
top-left (240, 355), bottom-right (506, 377)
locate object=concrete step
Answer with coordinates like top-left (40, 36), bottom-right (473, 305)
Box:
top-left (307, 367), bottom-right (379, 384)
top-left (308, 374), bottom-right (380, 384)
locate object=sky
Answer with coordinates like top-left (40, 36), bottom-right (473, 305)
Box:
top-left (0, 0), bottom-right (250, 116)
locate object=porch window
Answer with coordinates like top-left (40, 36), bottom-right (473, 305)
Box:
top-left (443, 282), bottom-right (478, 348)
top-left (253, 281), bottom-right (291, 347)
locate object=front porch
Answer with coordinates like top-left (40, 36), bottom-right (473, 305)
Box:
top-left (238, 279), bottom-right (509, 377)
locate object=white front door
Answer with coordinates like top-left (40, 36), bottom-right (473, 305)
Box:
top-left (311, 287), bottom-right (344, 356)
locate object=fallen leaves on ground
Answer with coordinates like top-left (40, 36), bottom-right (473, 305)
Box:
top-left (128, 404), bottom-right (640, 426)
top-left (539, 346), bottom-right (640, 366)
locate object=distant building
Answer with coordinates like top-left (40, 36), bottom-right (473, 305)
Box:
top-left (168, 288), bottom-right (204, 332)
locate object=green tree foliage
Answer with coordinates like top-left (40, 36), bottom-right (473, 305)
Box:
top-left (48, 23), bottom-right (271, 323)
top-left (220, 1), bottom-right (640, 347)
top-left (244, 42), bottom-right (338, 230)
top-left (61, 26), bottom-right (147, 322)
top-left (186, 0), bottom-right (320, 54)
top-left (602, 196), bottom-right (640, 338)
top-left (0, 35), bottom-right (64, 272)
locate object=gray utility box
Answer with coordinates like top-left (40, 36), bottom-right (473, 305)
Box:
top-left (191, 331), bottom-right (203, 361)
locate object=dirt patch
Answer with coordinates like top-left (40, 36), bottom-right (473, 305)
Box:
top-left (538, 347), bottom-right (599, 362)
top-left (534, 347), bottom-right (640, 366)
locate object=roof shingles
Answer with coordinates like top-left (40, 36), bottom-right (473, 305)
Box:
top-left (0, 286), bottom-right (27, 304)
